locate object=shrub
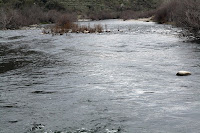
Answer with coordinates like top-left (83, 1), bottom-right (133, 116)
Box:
top-left (121, 10), bottom-right (155, 20)
top-left (45, 0), bottom-right (65, 11)
top-left (89, 11), bottom-right (120, 20)
top-left (46, 10), bottom-right (62, 23)
top-left (153, 0), bottom-right (178, 24)
top-left (0, 5), bottom-right (77, 30)
top-left (21, 5), bottom-right (45, 25)
top-left (0, 5), bottom-right (49, 29)
top-left (0, 7), bottom-right (23, 29)
top-left (56, 14), bottom-right (76, 27)
top-left (177, 0), bottom-right (200, 39)
top-left (154, 0), bottom-right (200, 39)
top-left (173, 0), bottom-right (200, 30)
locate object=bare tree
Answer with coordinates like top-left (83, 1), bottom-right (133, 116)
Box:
top-left (0, 8), bottom-right (15, 29)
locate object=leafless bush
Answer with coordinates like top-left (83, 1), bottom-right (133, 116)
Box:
top-left (21, 5), bottom-right (45, 25)
top-left (121, 10), bottom-right (155, 20)
top-left (56, 14), bottom-right (76, 28)
top-left (0, 8), bottom-right (18, 29)
top-left (89, 11), bottom-right (119, 20)
top-left (0, 7), bottom-right (30, 29)
top-left (0, 6), bottom-right (46, 29)
top-left (46, 10), bottom-right (62, 23)
top-left (153, 0), bottom-right (178, 24)
top-left (0, 6), bottom-right (77, 30)
top-left (120, 10), bottom-right (135, 20)
top-left (154, 0), bottom-right (200, 39)
top-left (173, 0), bottom-right (200, 35)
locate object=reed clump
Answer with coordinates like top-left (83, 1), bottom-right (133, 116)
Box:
top-left (48, 24), bottom-right (103, 35)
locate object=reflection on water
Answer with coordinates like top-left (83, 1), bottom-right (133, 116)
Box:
top-left (0, 42), bottom-right (55, 74)
top-left (7, 35), bottom-right (26, 40)
top-left (0, 20), bottom-right (200, 133)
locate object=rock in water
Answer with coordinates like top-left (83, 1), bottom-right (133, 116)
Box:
top-left (176, 71), bottom-right (191, 76)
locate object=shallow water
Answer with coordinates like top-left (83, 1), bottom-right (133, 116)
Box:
top-left (0, 20), bottom-right (200, 133)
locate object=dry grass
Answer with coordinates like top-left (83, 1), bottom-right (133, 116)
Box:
top-left (47, 23), bottom-right (103, 35)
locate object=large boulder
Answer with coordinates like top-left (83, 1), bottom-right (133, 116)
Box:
top-left (176, 71), bottom-right (191, 76)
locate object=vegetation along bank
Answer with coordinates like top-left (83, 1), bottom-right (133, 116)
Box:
top-left (0, 0), bottom-right (200, 40)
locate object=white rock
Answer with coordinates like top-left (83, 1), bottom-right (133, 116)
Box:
top-left (176, 71), bottom-right (191, 76)
top-left (83, 30), bottom-right (89, 33)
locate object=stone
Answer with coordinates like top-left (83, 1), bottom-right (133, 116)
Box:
top-left (84, 30), bottom-right (89, 33)
top-left (176, 71), bottom-right (191, 76)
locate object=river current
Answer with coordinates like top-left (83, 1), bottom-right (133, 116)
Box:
top-left (0, 20), bottom-right (200, 133)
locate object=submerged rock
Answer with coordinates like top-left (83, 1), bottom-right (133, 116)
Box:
top-left (176, 71), bottom-right (191, 76)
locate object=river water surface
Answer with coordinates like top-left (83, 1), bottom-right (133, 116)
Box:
top-left (0, 20), bottom-right (200, 133)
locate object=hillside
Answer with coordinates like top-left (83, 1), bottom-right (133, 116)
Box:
top-left (0, 0), bottom-right (162, 12)
top-left (60, 0), bottom-right (162, 13)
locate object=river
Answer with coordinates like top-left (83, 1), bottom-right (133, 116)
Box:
top-left (0, 20), bottom-right (200, 133)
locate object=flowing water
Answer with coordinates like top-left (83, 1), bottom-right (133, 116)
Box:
top-left (0, 20), bottom-right (200, 133)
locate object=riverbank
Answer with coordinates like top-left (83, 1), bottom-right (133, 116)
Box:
top-left (1, 0), bottom-right (200, 40)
